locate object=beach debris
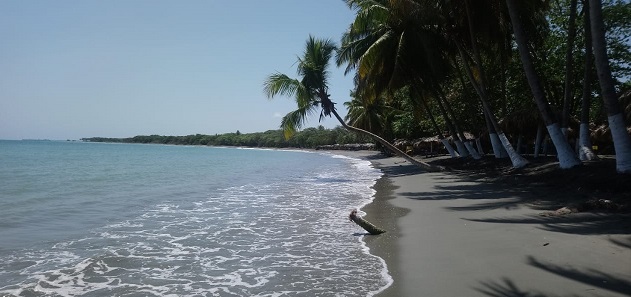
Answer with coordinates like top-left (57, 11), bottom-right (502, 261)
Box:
top-left (349, 209), bottom-right (386, 235)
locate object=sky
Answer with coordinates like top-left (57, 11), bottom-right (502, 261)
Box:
top-left (0, 1), bottom-right (357, 140)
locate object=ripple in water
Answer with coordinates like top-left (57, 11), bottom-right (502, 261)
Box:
top-left (0, 149), bottom-right (390, 297)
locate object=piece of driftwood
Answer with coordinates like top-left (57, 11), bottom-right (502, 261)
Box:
top-left (349, 209), bottom-right (386, 235)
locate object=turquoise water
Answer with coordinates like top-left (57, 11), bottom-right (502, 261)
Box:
top-left (0, 140), bottom-right (389, 296)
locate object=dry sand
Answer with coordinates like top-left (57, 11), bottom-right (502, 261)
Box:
top-left (332, 150), bottom-right (631, 297)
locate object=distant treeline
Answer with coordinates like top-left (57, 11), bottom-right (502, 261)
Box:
top-left (82, 126), bottom-right (373, 149)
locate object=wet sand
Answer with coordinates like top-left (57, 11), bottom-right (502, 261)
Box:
top-left (333, 150), bottom-right (631, 297)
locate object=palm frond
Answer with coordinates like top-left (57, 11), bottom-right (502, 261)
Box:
top-left (263, 73), bottom-right (302, 99)
top-left (280, 105), bottom-right (318, 139)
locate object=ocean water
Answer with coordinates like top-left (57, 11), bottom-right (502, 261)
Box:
top-left (0, 140), bottom-right (390, 296)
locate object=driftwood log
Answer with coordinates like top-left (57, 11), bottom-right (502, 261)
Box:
top-left (349, 209), bottom-right (386, 235)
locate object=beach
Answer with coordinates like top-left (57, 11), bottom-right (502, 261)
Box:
top-left (336, 150), bottom-right (631, 297)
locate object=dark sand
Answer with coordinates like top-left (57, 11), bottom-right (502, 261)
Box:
top-left (332, 150), bottom-right (631, 297)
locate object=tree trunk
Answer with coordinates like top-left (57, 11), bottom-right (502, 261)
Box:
top-left (460, 62), bottom-right (494, 159)
top-left (579, 0), bottom-right (598, 161)
top-left (516, 135), bottom-right (524, 154)
top-left (486, 111), bottom-right (507, 158)
top-left (349, 210), bottom-right (385, 235)
top-left (505, 0), bottom-right (581, 169)
top-left (475, 137), bottom-right (485, 155)
top-left (534, 123), bottom-right (544, 158)
top-left (331, 109), bottom-right (445, 172)
top-left (432, 88), bottom-right (469, 157)
top-left (562, 0), bottom-right (579, 135)
top-left (416, 88), bottom-right (459, 158)
top-left (457, 43), bottom-right (528, 167)
top-left (588, 0), bottom-right (631, 173)
top-left (437, 86), bottom-right (481, 159)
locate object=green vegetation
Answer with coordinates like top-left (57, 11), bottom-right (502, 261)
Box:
top-left (264, 0), bottom-right (631, 172)
top-left (81, 126), bottom-right (372, 149)
top-left (264, 36), bottom-right (440, 170)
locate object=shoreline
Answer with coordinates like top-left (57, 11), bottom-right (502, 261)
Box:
top-left (331, 150), bottom-right (631, 297)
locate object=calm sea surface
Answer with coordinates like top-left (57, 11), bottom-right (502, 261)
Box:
top-left (0, 140), bottom-right (390, 297)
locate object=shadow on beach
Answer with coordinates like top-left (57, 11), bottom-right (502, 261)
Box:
top-left (475, 256), bottom-right (631, 297)
top-left (464, 213), bottom-right (631, 235)
top-left (528, 256), bottom-right (631, 296)
top-left (360, 152), bottom-right (631, 297)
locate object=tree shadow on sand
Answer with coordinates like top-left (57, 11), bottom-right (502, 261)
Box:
top-left (475, 278), bottom-right (566, 297)
top-left (464, 213), bottom-right (631, 235)
top-left (400, 176), bottom-right (546, 211)
top-left (526, 256), bottom-right (631, 296)
top-left (609, 237), bottom-right (631, 249)
top-left (376, 162), bottom-right (427, 177)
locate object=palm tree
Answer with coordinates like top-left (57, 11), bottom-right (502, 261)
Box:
top-left (264, 36), bottom-right (441, 171)
top-left (579, 0), bottom-right (598, 161)
top-left (505, 0), bottom-right (582, 169)
top-left (337, 0), bottom-right (471, 159)
top-left (562, 0), bottom-right (579, 135)
top-left (344, 94), bottom-right (393, 137)
top-left (588, 0), bottom-right (631, 173)
top-left (435, 0), bottom-right (529, 167)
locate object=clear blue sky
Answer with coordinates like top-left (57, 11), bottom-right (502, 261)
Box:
top-left (0, 1), bottom-right (357, 140)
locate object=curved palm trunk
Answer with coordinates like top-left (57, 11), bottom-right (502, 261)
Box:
top-left (475, 137), bottom-right (485, 155)
top-left (432, 89), bottom-right (468, 157)
top-left (506, 0), bottom-right (581, 169)
top-left (457, 44), bottom-right (528, 168)
top-left (330, 108), bottom-right (444, 172)
top-left (485, 105), bottom-right (507, 158)
top-left (418, 92), bottom-right (459, 158)
top-left (588, 0), bottom-right (631, 172)
top-left (455, 61), bottom-right (498, 158)
top-left (534, 123), bottom-right (544, 158)
top-left (562, 0), bottom-right (579, 135)
top-left (349, 210), bottom-right (385, 235)
top-left (436, 86), bottom-right (481, 159)
top-left (579, 0), bottom-right (598, 161)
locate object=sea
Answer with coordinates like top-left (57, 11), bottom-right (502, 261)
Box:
top-left (0, 140), bottom-right (390, 297)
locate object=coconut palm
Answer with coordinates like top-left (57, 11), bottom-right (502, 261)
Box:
top-left (344, 95), bottom-right (393, 137)
top-left (505, 0), bottom-right (582, 169)
top-left (562, 0), bottom-right (579, 135)
top-left (337, 0), bottom-right (473, 159)
top-left (424, 0), bottom-right (529, 167)
top-left (264, 35), bottom-right (441, 171)
top-left (588, 0), bottom-right (631, 173)
top-left (579, 0), bottom-right (599, 161)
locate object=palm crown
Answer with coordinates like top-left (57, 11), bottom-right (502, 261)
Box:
top-left (264, 36), bottom-right (338, 139)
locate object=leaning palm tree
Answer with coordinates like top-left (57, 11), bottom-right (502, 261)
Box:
top-left (505, 0), bottom-right (582, 169)
top-left (344, 94), bottom-right (393, 136)
top-left (442, 0), bottom-right (529, 167)
top-left (578, 0), bottom-right (598, 161)
top-left (588, 0), bottom-right (631, 173)
top-left (264, 36), bottom-right (442, 172)
top-left (337, 0), bottom-right (467, 159)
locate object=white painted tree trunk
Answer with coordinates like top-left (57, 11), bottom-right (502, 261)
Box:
top-left (534, 124), bottom-right (544, 158)
top-left (516, 136), bottom-right (524, 154)
top-left (475, 138), bottom-right (485, 155)
top-left (441, 139), bottom-right (460, 158)
top-left (489, 133), bottom-right (506, 158)
top-left (546, 123), bottom-right (582, 169)
top-left (578, 123), bottom-right (598, 161)
top-left (464, 141), bottom-right (482, 159)
top-left (608, 114), bottom-right (631, 173)
top-left (455, 140), bottom-right (469, 157)
top-left (498, 133), bottom-right (529, 168)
